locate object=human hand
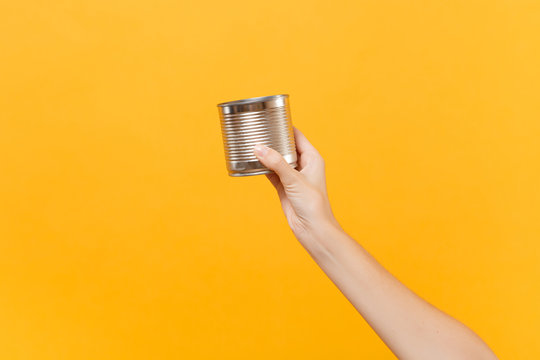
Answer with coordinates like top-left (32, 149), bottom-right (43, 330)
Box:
top-left (255, 129), bottom-right (497, 360)
top-left (253, 127), bottom-right (340, 243)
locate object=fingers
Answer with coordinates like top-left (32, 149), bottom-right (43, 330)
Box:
top-left (293, 127), bottom-right (324, 170)
top-left (265, 173), bottom-right (287, 202)
top-left (265, 173), bottom-right (281, 190)
top-left (293, 127), bottom-right (318, 156)
top-left (254, 144), bottom-right (299, 186)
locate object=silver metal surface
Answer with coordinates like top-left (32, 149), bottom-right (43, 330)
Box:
top-left (218, 94), bottom-right (297, 177)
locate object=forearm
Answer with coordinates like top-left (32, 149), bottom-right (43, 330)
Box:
top-left (252, 134), bottom-right (496, 358)
top-left (299, 221), bottom-right (497, 360)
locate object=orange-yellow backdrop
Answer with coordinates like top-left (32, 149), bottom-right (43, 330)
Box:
top-left (1, 1), bottom-right (539, 359)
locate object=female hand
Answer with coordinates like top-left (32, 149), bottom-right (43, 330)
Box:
top-left (254, 128), bottom-right (497, 360)
top-left (253, 127), bottom-right (340, 243)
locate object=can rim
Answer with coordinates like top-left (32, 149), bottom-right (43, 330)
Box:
top-left (217, 94), bottom-right (288, 107)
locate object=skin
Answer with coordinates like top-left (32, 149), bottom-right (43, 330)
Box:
top-left (253, 127), bottom-right (498, 360)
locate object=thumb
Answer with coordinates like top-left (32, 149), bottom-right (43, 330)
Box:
top-left (254, 144), bottom-right (298, 186)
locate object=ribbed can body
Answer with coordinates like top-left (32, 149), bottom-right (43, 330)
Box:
top-left (218, 94), bottom-right (297, 177)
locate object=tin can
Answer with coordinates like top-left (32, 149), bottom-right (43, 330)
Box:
top-left (218, 94), bottom-right (297, 177)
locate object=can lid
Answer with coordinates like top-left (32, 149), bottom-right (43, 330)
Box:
top-left (218, 94), bottom-right (288, 114)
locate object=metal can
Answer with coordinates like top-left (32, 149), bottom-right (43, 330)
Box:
top-left (218, 94), bottom-right (297, 177)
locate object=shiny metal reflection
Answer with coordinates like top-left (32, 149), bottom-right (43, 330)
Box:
top-left (218, 94), bottom-right (297, 177)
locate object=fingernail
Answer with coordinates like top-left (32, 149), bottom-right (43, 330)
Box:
top-left (253, 144), bottom-right (268, 157)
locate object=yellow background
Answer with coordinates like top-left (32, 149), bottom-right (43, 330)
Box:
top-left (1, 0), bottom-right (539, 358)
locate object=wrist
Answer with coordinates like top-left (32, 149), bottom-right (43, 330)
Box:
top-left (297, 216), bottom-right (347, 260)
